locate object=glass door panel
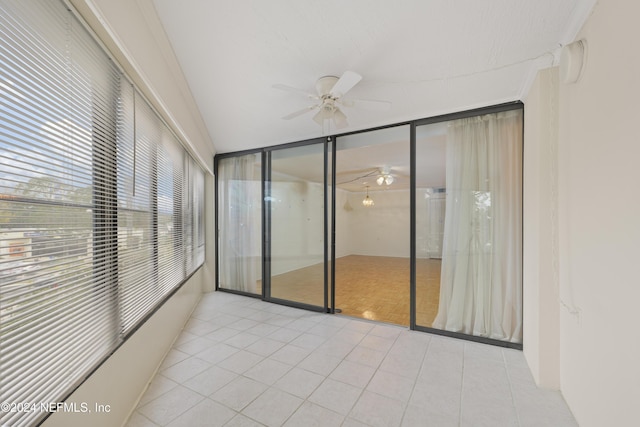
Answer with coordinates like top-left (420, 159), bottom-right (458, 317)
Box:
top-left (334, 125), bottom-right (410, 325)
top-left (414, 122), bottom-right (447, 327)
top-left (217, 153), bottom-right (263, 295)
top-left (415, 110), bottom-right (523, 343)
top-left (268, 143), bottom-right (325, 308)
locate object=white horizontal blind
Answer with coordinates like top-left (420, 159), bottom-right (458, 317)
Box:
top-left (157, 120), bottom-right (185, 302)
top-left (117, 88), bottom-right (157, 332)
top-left (185, 155), bottom-right (205, 275)
top-left (0, 0), bottom-right (205, 425)
top-left (193, 157), bottom-right (205, 268)
top-left (0, 1), bottom-right (120, 425)
top-left (118, 88), bottom-right (190, 333)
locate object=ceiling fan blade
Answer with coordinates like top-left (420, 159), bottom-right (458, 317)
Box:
top-left (340, 98), bottom-right (392, 111)
top-left (332, 107), bottom-right (349, 129)
top-left (273, 84), bottom-right (317, 99)
top-left (282, 105), bottom-right (317, 120)
top-left (329, 71), bottom-right (362, 98)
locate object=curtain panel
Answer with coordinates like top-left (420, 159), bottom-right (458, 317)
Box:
top-left (433, 110), bottom-right (523, 342)
top-left (217, 154), bottom-right (262, 294)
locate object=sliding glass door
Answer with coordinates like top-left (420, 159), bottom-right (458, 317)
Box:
top-left (267, 142), bottom-right (326, 309)
top-left (414, 109), bottom-right (523, 344)
top-left (216, 153), bottom-right (263, 295)
top-left (334, 125), bottom-right (410, 325)
top-left (215, 103), bottom-right (523, 346)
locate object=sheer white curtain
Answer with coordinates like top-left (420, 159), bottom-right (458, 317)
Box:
top-left (218, 154), bottom-right (262, 294)
top-left (433, 110), bottom-right (522, 342)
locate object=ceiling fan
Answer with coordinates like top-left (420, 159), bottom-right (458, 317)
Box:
top-left (273, 71), bottom-right (391, 129)
top-left (335, 165), bottom-right (406, 188)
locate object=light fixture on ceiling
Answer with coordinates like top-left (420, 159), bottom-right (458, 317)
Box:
top-left (362, 186), bottom-right (374, 207)
top-left (376, 174), bottom-right (394, 186)
top-left (376, 167), bottom-right (394, 186)
top-left (275, 71), bottom-right (391, 130)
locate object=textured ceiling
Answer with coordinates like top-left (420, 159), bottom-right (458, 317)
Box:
top-left (151, 0), bottom-right (595, 154)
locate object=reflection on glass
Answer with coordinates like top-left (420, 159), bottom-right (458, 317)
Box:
top-left (416, 110), bottom-right (523, 343)
top-left (269, 144), bottom-right (325, 307)
top-left (217, 154), bottom-right (263, 295)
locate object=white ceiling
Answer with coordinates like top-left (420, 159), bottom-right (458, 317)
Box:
top-left (151, 0), bottom-right (594, 155)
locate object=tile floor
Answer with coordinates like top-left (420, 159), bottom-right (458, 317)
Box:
top-left (126, 292), bottom-right (577, 427)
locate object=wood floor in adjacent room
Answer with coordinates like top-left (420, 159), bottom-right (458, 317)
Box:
top-left (270, 255), bottom-right (442, 327)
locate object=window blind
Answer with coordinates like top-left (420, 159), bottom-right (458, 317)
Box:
top-left (193, 156), bottom-right (205, 268)
top-left (0, 1), bottom-right (205, 425)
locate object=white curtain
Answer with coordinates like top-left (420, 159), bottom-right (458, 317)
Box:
top-left (433, 110), bottom-right (522, 342)
top-left (218, 154), bottom-right (262, 294)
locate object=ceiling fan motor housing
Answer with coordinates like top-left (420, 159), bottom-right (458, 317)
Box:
top-left (315, 75), bottom-right (340, 96)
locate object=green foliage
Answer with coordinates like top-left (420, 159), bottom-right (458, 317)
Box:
top-left (6, 176), bottom-right (93, 229)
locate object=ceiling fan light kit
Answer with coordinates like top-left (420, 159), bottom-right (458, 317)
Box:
top-left (275, 71), bottom-right (391, 130)
top-left (376, 166), bottom-right (394, 186)
top-left (376, 173), bottom-right (394, 186)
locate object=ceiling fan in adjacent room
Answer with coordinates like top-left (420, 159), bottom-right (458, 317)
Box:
top-left (334, 165), bottom-right (406, 191)
top-left (273, 71), bottom-right (391, 129)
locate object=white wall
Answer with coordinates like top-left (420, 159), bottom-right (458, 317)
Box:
top-left (69, 0), bottom-right (215, 172)
top-left (257, 177), bottom-right (414, 274)
top-left (334, 188), bottom-right (353, 258)
top-left (270, 179), bottom-right (325, 275)
top-left (337, 189), bottom-right (410, 258)
top-left (522, 67), bottom-right (561, 389)
top-left (544, 0), bottom-right (640, 425)
top-left (272, 184), bottom-right (420, 263)
top-left (269, 180), bottom-right (413, 273)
